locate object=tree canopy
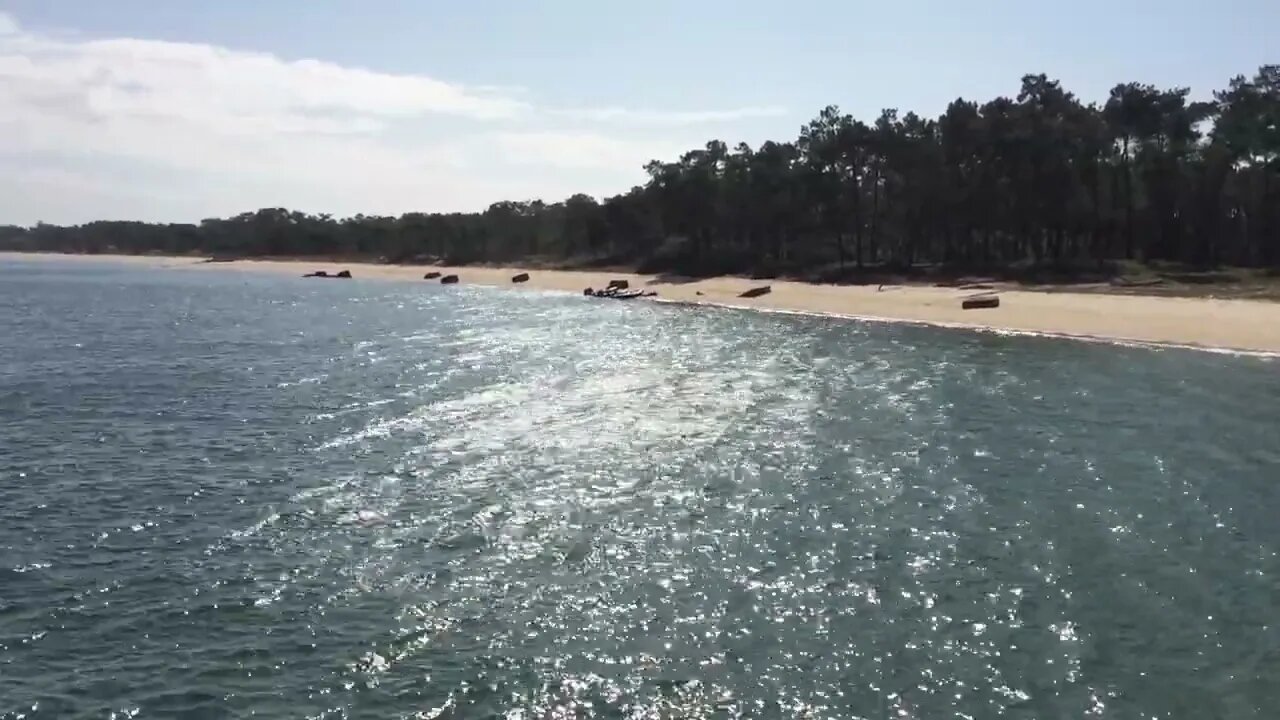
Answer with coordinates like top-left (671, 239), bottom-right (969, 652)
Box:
top-left (5, 67), bottom-right (1278, 278)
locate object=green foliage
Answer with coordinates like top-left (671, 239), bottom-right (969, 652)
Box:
top-left (4, 67), bottom-right (1279, 272)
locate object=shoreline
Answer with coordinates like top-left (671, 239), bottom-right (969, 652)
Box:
top-left (662, 298), bottom-right (1280, 359)
top-left (6, 252), bottom-right (1280, 356)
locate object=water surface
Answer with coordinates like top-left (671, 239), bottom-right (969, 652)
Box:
top-left (2, 258), bottom-right (1278, 718)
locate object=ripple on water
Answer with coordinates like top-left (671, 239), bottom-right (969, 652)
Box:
top-left (2, 263), bottom-right (1279, 718)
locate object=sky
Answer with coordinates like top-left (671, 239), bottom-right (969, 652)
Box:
top-left (0, 0), bottom-right (1275, 226)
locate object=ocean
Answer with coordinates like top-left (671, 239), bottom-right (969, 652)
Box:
top-left (2, 257), bottom-right (1278, 719)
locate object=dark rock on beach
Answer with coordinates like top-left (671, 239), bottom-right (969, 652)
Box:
top-left (962, 294), bottom-right (1000, 309)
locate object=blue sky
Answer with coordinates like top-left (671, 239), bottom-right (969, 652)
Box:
top-left (1, 0), bottom-right (1275, 225)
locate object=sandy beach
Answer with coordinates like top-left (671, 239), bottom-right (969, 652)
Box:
top-left (7, 252), bottom-right (1280, 355)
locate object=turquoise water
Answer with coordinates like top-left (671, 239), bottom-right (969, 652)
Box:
top-left (1, 258), bottom-right (1278, 719)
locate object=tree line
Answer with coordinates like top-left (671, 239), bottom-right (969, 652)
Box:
top-left (3, 67), bottom-right (1277, 279)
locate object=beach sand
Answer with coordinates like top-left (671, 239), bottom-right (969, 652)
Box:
top-left (7, 252), bottom-right (1280, 355)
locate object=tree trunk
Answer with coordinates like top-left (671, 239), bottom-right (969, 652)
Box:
top-left (1262, 168), bottom-right (1274, 266)
top-left (1090, 163), bottom-right (1104, 269)
top-left (851, 173), bottom-right (864, 268)
top-left (869, 170), bottom-right (881, 265)
top-left (1123, 137), bottom-right (1135, 260)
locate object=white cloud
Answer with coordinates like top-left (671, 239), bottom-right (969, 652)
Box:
top-left (0, 13), bottom-right (783, 225)
top-left (493, 131), bottom-right (687, 170)
top-left (557, 105), bottom-right (789, 126)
